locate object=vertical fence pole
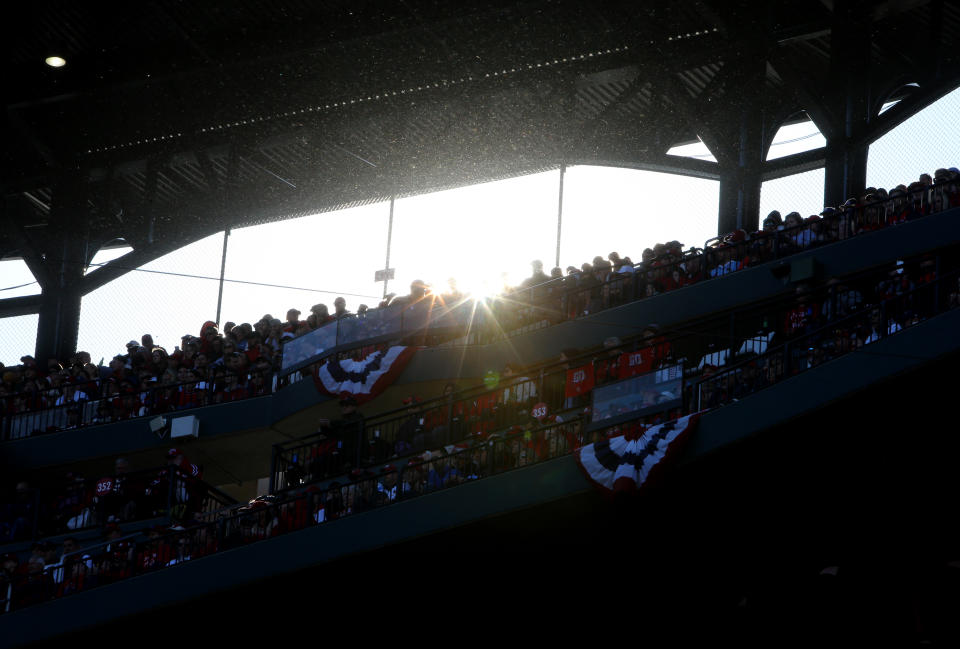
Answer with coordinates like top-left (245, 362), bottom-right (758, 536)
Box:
top-left (166, 470), bottom-right (175, 522)
top-left (555, 163), bottom-right (566, 269)
top-left (383, 197), bottom-right (395, 300)
top-left (215, 228), bottom-right (231, 326)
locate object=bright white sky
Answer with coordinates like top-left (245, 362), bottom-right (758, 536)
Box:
top-left (1, 86), bottom-right (959, 366)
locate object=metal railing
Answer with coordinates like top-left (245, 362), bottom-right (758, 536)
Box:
top-left (272, 246), bottom-right (960, 491)
top-left (4, 257), bottom-right (960, 613)
top-left (0, 466), bottom-right (236, 543)
top-left (0, 373), bottom-right (274, 442)
top-left (693, 267), bottom-right (959, 411)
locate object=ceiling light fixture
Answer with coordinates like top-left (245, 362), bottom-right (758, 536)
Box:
top-left (45, 56), bottom-right (66, 68)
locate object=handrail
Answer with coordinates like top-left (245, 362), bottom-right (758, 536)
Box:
top-left (693, 266), bottom-right (960, 411)
top-left (0, 373), bottom-right (273, 442)
top-left (0, 465), bottom-right (237, 543)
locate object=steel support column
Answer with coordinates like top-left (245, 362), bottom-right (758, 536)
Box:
top-left (823, 0), bottom-right (872, 208)
top-left (34, 173), bottom-right (88, 363)
top-left (35, 265), bottom-right (84, 363)
top-left (716, 60), bottom-right (765, 235)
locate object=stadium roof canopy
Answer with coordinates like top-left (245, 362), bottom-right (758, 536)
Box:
top-left (2, 0), bottom-right (959, 291)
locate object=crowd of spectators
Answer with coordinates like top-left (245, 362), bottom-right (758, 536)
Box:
top-left (1, 169), bottom-right (957, 441)
top-left (490, 168), bottom-right (960, 330)
top-left (4, 235), bottom-right (960, 613)
top-left (279, 239), bottom-right (960, 490)
top-left (0, 311), bottom-right (348, 436)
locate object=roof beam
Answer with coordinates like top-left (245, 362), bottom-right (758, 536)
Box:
top-left (0, 294), bottom-right (43, 318)
top-left (767, 49), bottom-right (841, 140)
top-left (761, 146), bottom-right (827, 181)
top-left (570, 154), bottom-right (720, 181)
top-left (852, 69), bottom-right (960, 149)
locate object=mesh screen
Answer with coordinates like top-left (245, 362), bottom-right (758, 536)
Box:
top-left (760, 168), bottom-right (826, 221)
top-left (77, 233), bottom-right (224, 362)
top-left (868, 86), bottom-right (960, 189)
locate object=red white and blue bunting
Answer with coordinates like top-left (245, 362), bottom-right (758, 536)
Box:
top-left (313, 346), bottom-right (417, 404)
top-left (575, 413), bottom-right (702, 494)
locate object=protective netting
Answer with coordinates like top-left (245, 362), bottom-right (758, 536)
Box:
top-left (868, 86), bottom-right (960, 190)
top-left (0, 314), bottom-right (39, 367)
top-left (561, 166), bottom-right (718, 260)
top-left (220, 204), bottom-right (387, 319)
top-left (76, 234), bottom-right (224, 363)
top-left (760, 167), bottom-right (827, 221)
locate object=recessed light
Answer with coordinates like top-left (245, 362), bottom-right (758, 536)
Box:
top-left (45, 56), bottom-right (66, 68)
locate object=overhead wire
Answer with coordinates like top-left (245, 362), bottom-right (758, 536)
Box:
top-left (0, 281), bottom-right (40, 292)
top-left (3, 256), bottom-right (382, 300)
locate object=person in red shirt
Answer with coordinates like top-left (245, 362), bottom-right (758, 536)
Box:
top-left (783, 285), bottom-right (821, 338)
top-left (198, 321), bottom-right (219, 355)
top-left (594, 337), bottom-right (623, 385)
top-left (137, 525), bottom-right (172, 572)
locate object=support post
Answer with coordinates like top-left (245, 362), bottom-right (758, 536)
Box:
top-left (716, 69), bottom-right (765, 235)
top-left (382, 197), bottom-right (395, 299)
top-left (34, 171), bottom-right (88, 363)
top-left (555, 162), bottom-right (566, 269)
top-left (822, 0), bottom-right (871, 208)
top-left (215, 228), bottom-right (231, 325)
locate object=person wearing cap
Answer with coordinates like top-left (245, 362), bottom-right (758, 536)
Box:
top-left (519, 260), bottom-right (551, 309)
top-left (123, 340), bottom-right (140, 365)
top-left (376, 465), bottom-right (399, 504)
top-left (391, 280), bottom-right (428, 310)
top-left (310, 303), bottom-right (334, 327)
top-left (333, 297), bottom-right (351, 319)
